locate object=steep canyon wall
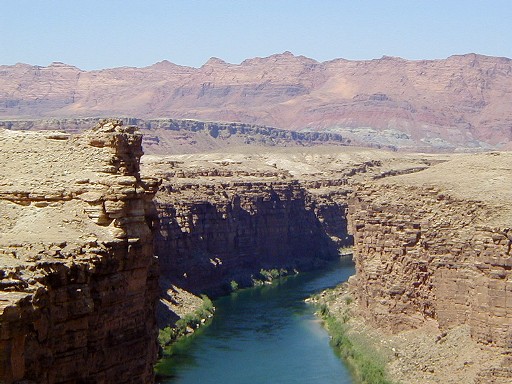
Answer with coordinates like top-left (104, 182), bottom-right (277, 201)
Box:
top-left (348, 152), bottom-right (512, 382)
top-left (155, 180), bottom-right (342, 295)
top-left (141, 149), bottom-right (443, 326)
top-left (141, 154), bottom-right (354, 326)
top-left (0, 121), bottom-right (159, 383)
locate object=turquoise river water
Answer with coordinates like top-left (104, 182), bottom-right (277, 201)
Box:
top-left (156, 258), bottom-right (356, 384)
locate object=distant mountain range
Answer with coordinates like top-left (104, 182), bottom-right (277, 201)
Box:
top-left (1, 52), bottom-right (511, 150)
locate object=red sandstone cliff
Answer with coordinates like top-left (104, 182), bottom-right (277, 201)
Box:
top-left (1, 53), bottom-right (512, 150)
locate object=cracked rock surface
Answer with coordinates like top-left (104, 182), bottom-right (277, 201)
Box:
top-left (0, 120), bottom-right (159, 384)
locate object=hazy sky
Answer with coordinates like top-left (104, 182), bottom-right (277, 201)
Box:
top-left (2, 0), bottom-right (511, 70)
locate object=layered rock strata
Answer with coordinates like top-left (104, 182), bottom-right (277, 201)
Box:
top-left (0, 120), bottom-right (159, 383)
top-left (141, 149), bottom-right (444, 325)
top-left (0, 117), bottom-right (349, 155)
top-left (151, 169), bottom-right (342, 297)
top-left (348, 152), bottom-right (512, 382)
top-left (2, 53), bottom-right (512, 150)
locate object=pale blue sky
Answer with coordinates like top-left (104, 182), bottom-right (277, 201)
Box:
top-left (1, 0), bottom-right (511, 69)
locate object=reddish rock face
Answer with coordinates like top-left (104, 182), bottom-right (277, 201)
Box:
top-left (347, 152), bottom-right (512, 381)
top-left (1, 52), bottom-right (512, 150)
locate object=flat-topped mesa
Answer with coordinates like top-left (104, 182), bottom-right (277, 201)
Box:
top-left (347, 152), bottom-right (512, 382)
top-left (0, 118), bottom-right (350, 155)
top-left (0, 120), bottom-right (160, 384)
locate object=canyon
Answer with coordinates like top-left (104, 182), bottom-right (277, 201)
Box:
top-left (0, 119), bottom-right (511, 383)
top-left (2, 52), bottom-right (512, 151)
top-left (145, 146), bottom-right (512, 384)
top-left (141, 146), bottom-right (447, 316)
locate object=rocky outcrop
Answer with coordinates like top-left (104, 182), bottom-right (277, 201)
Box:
top-left (0, 120), bottom-right (160, 383)
top-left (347, 152), bottom-right (512, 382)
top-left (1, 53), bottom-right (512, 150)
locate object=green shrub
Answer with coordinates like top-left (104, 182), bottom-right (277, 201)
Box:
top-left (230, 280), bottom-right (239, 291)
top-left (259, 268), bottom-right (287, 281)
top-left (196, 295), bottom-right (214, 318)
top-left (318, 303), bottom-right (329, 317)
top-left (157, 326), bottom-right (173, 346)
top-left (158, 295), bottom-right (215, 349)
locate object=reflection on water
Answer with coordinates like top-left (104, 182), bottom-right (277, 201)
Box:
top-left (156, 257), bottom-right (355, 384)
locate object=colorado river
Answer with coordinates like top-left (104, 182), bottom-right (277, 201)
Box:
top-left (156, 258), bottom-right (355, 384)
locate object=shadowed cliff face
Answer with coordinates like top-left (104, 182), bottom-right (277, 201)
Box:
top-left (0, 121), bottom-right (160, 384)
top-left (154, 181), bottom-right (342, 296)
top-left (1, 52), bottom-right (512, 150)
